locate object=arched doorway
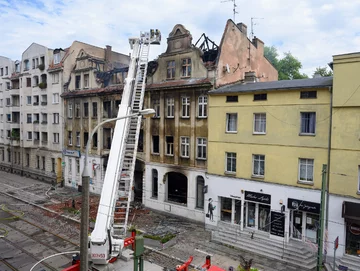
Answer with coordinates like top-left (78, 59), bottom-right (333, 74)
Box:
top-left (166, 172), bottom-right (188, 205)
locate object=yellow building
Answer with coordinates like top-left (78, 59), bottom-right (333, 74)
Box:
top-left (205, 73), bottom-right (333, 269)
top-left (328, 52), bottom-right (360, 260)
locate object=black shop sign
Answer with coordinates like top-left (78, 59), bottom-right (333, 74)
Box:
top-left (245, 191), bottom-right (271, 205)
top-left (270, 211), bottom-right (285, 237)
top-left (287, 198), bottom-right (320, 214)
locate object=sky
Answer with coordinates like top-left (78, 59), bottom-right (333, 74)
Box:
top-left (0, 0), bottom-right (359, 76)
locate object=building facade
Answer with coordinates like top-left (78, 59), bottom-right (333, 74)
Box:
top-left (206, 76), bottom-right (332, 246)
top-left (143, 21), bottom-right (278, 222)
top-left (61, 41), bottom-right (130, 194)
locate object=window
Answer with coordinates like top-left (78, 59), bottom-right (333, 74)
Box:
top-left (226, 96), bottom-right (238, 102)
top-left (76, 132), bottom-right (80, 146)
top-left (34, 132), bottom-right (39, 140)
top-left (181, 58), bottom-right (191, 77)
top-left (52, 73), bottom-right (59, 84)
top-left (75, 103), bottom-right (80, 118)
top-left (76, 158), bottom-right (80, 174)
top-left (253, 113), bottom-right (266, 134)
top-left (166, 98), bottom-right (174, 118)
top-left (83, 102), bottom-right (89, 117)
top-left (5, 66), bottom-right (8, 75)
top-left (358, 166), bottom-right (360, 192)
top-left (42, 156), bottom-right (45, 170)
top-left (6, 98), bottom-right (10, 106)
top-left (53, 133), bottom-right (59, 143)
top-left (300, 112), bottom-right (316, 134)
top-left (0, 130), bottom-right (3, 137)
top-left (68, 103), bottom-right (73, 118)
top-left (68, 158), bottom-right (72, 173)
top-left (92, 102), bottom-right (97, 117)
top-left (93, 132), bottom-right (98, 148)
top-left (197, 138), bottom-right (207, 159)
top-left (165, 136), bottom-right (174, 156)
top-left (32, 59), bottom-right (36, 69)
top-left (75, 75), bottom-right (81, 89)
top-left (0, 115), bottom-right (2, 122)
top-left (54, 53), bottom-right (61, 64)
top-left (0, 68), bottom-right (2, 76)
top-left (84, 74), bottom-right (89, 88)
top-left (299, 158), bottom-right (314, 183)
top-left (26, 78), bottom-right (31, 87)
top-left (181, 97), bottom-right (190, 118)
top-left (53, 113), bottom-right (59, 124)
top-left (152, 135), bottom-right (159, 154)
top-left (6, 82), bottom-right (10, 90)
top-left (196, 176), bottom-right (205, 209)
top-left (83, 132), bottom-right (88, 147)
top-left (152, 98), bottom-right (160, 118)
top-left (226, 113), bottom-right (237, 133)
top-left (27, 131), bottom-right (32, 140)
top-left (152, 169), bottom-right (158, 198)
top-left (53, 93), bottom-right (59, 104)
top-left (6, 114), bottom-right (11, 122)
top-left (198, 95), bottom-right (207, 118)
top-left (41, 113), bottom-right (47, 124)
top-left (253, 154), bottom-right (265, 177)
top-left (51, 158), bottom-right (55, 172)
top-left (26, 154), bottom-right (30, 167)
top-left (35, 155), bottom-right (39, 168)
top-left (24, 60), bottom-right (29, 71)
top-left (6, 130), bottom-right (10, 138)
top-left (166, 60), bottom-right (175, 79)
top-left (26, 96), bottom-right (31, 105)
top-left (0, 99), bottom-right (2, 107)
top-left (300, 91), bottom-right (317, 99)
top-left (180, 137), bottom-right (190, 158)
top-left (226, 152), bottom-right (236, 173)
top-left (254, 93), bottom-right (267, 101)
top-left (68, 131), bottom-right (73, 145)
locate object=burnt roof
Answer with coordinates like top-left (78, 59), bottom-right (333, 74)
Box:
top-left (210, 77), bottom-right (333, 94)
top-left (147, 78), bottom-right (212, 90)
top-left (61, 85), bottom-right (123, 98)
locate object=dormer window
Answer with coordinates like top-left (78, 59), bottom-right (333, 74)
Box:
top-left (166, 61), bottom-right (175, 79)
top-left (181, 58), bottom-right (191, 77)
top-left (54, 53), bottom-right (61, 64)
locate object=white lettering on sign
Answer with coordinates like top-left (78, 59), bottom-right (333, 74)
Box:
top-left (92, 253), bottom-right (105, 258)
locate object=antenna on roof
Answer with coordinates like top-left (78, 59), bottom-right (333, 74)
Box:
top-left (250, 17), bottom-right (264, 40)
top-left (221, 0), bottom-right (238, 22)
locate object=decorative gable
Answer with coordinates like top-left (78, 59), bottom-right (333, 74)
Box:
top-left (165, 24), bottom-right (192, 54)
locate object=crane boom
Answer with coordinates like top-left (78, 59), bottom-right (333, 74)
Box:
top-left (89, 30), bottom-right (161, 269)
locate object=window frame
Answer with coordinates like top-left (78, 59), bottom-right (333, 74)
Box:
top-left (298, 158), bottom-right (314, 183)
top-left (300, 91), bottom-right (317, 99)
top-left (68, 131), bottom-right (73, 146)
top-left (225, 152), bottom-right (236, 173)
top-left (152, 135), bottom-right (160, 154)
top-left (300, 112), bottom-right (316, 135)
top-left (196, 176), bottom-right (205, 209)
top-left (152, 98), bottom-right (160, 118)
top-left (76, 132), bottom-right (80, 147)
top-left (254, 93), bottom-right (267, 101)
top-left (165, 136), bottom-right (174, 156)
top-left (52, 93), bottom-right (59, 104)
top-left (181, 96), bottom-right (190, 118)
top-left (166, 97), bottom-right (174, 118)
top-left (181, 58), bottom-right (191, 78)
top-left (180, 136), bottom-right (190, 158)
top-left (252, 154), bottom-right (265, 177)
top-left (198, 95), bottom-right (208, 118)
top-left (226, 113), bottom-right (238, 133)
top-left (68, 103), bottom-right (73, 118)
top-left (166, 60), bottom-right (175, 79)
top-left (53, 133), bottom-right (59, 144)
top-left (253, 113), bottom-right (267, 134)
top-left (152, 169), bottom-right (158, 198)
top-left (196, 137), bottom-right (207, 160)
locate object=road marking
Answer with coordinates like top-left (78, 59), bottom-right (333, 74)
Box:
top-left (195, 248), bottom-right (213, 256)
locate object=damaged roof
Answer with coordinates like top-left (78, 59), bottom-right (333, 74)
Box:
top-left (147, 78), bottom-right (212, 90)
top-left (61, 84), bottom-right (123, 98)
top-left (210, 77), bottom-right (333, 94)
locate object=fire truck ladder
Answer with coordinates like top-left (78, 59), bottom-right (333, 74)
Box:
top-left (113, 41), bottom-right (150, 237)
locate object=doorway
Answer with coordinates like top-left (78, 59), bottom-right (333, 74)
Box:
top-left (56, 157), bottom-right (62, 184)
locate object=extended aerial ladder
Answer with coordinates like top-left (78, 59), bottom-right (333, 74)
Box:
top-left (86, 30), bottom-right (161, 270)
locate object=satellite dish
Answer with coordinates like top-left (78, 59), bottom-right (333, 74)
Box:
top-left (226, 64), bottom-right (230, 73)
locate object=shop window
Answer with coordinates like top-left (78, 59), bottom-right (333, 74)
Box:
top-left (196, 176), bottom-right (205, 209)
top-left (167, 172), bottom-right (187, 205)
top-left (220, 197), bottom-right (232, 222)
top-left (258, 204), bottom-right (270, 232)
top-left (152, 169), bottom-right (158, 198)
top-left (247, 202), bottom-right (256, 227)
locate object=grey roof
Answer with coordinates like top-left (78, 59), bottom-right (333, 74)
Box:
top-left (210, 77), bottom-right (333, 94)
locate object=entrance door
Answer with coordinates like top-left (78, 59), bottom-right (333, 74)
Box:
top-left (247, 202), bottom-right (256, 228)
top-left (56, 158), bottom-right (62, 184)
top-left (292, 210), bottom-right (303, 240)
top-left (234, 200), bottom-right (241, 225)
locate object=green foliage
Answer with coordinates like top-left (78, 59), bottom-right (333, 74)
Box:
top-left (37, 64), bottom-right (45, 71)
top-left (11, 129), bottom-right (20, 140)
top-left (237, 267), bottom-right (258, 271)
top-left (62, 207), bottom-right (80, 215)
top-left (143, 233), bottom-right (176, 244)
top-left (38, 82), bottom-right (47, 89)
top-left (312, 66), bottom-right (333, 77)
top-left (264, 46), bottom-right (308, 80)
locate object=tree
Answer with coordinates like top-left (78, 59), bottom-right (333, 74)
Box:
top-left (264, 46), bottom-right (308, 80)
top-left (312, 66), bottom-right (333, 77)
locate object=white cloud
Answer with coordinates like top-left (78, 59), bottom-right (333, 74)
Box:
top-left (0, 0), bottom-right (359, 76)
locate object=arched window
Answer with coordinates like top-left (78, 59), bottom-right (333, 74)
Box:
top-left (152, 169), bottom-right (158, 198)
top-left (196, 176), bottom-right (205, 209)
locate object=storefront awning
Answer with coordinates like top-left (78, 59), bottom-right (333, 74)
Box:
top-left (342, 201), bottom-right (360, 221)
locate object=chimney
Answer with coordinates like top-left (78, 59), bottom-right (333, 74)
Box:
top-left (244, 71), bottom-right (257, 83)
top-left (105, 45), bottom-right (112, 71)
top-left (237, 23), bottom-right (247, 36)
top-left (252, 36), bottom-right (264, 55)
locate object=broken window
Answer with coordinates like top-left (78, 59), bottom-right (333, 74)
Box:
top-left (166, 60), bottom-right (175, 79)
top-left (152, 169), bottom-right (158, 198)
top-left (103, 128), bottom-right (112, 149)
top-left (75, 75), bottom-right (81, 89)
top-left (93, 132), bottom-right (98, 148)
top-left (181, 58), bottom-right (191, 77)
top-left (167, 172), bottom-right (188, 205)
top-left (103, 101), bottom-right (111, 118)
top-left (84, 74), bottom-right (89, 88)
top-left (92, 102), bottom-right (98, 117)
top-left (83, 132), bottom-right (89, 147)
top-left (152, 135), bottom-right (159, 154)
top-left (166, 136), bottom-right (174, 156)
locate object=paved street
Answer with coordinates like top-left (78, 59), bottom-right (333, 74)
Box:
top-left (0, 171), bottom-right (299, 271)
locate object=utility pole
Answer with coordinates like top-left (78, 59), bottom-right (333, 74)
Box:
top-left (317, 164), bottom-right (327, 271)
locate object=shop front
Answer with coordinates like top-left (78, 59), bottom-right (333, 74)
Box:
top-left (287, 198), bottom-right (320, 243)
top-left (342, 201), bottom-right (360, 256)
top-left (244, 191), bottom-right (271, 232)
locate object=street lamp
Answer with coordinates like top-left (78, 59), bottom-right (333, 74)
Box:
top-left (79, 108), bottom-right (155, 271)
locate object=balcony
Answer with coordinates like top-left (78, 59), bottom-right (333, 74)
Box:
top-left (33, 120), bottom-right (39, 124)
top-left (38, 82), bottom-right (47, 90)
top-left (11, 139), bottom-right (20, 146)
top-left (10, 122), bottom-right (20, 129)
top-left (33, 102), bottom-right (39, 106)
top-left (41, 101), bottom-right (47, 106)
top-left (34, 139), bottom-right (39, 145)
top-left (10, 104), bottom-right (20, 111)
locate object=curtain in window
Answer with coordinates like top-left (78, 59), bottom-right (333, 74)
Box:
top-left (227, 114), bottom-right (237, 131)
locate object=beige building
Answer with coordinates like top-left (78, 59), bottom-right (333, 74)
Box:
top-left (143, 20), bottom-right (278, 222)
top-left (61, 41), bottom-right (130, 194)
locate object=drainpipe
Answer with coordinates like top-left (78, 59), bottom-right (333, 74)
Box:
top-left (325, 86), bottom-right (333, 261)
